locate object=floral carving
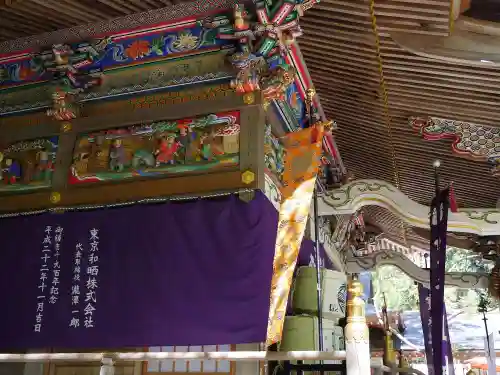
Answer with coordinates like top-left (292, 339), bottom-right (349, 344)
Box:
top-left (410, 116), bottom-right (500, 177)
top-left (125, 40), bottom-right (151, 60)
top-left (171, 32), bottom-right (199, 51)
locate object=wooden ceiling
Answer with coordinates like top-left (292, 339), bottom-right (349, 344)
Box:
top-left (0, 0), bottom-right (180, 41)
top-left (300, 0), bottom-right (500, 210)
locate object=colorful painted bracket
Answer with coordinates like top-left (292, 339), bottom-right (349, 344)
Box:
top-left (319, 179), bottom-right (500, 236)
top-left (346, 249), bottom-right (489, 289)
top-left (410, 116), bottom-right (500, 177)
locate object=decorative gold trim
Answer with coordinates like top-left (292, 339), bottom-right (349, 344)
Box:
top-left (241, 170), bottom-right (256, 184)
top-left (243, 93), bottom-right (255, 105)
top-left (50, 192), bottom-right (61, 204)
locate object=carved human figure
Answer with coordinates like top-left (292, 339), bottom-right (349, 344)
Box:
top-left (109, 139), bottom-right (127, 172)
top-left (23, 160), bottom-right (35, 184)
top-left (177, 124), bottom-right (194, 164)
top-left (155, 135), bottom-right (179, 166)
top-left (36, 147), bottom-right (51, 180)
top-left (4, 158), bottom-right (21, 184)
top-left (199, 132), bottom-right (213, 161)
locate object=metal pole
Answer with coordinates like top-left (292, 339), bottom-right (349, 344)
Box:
top-left (433, 160), bottom-right (440, 197)
top-left (432, 160), bottom-right (444, 375)
top-left (483, 311), bottom-right (491, 357)
top-left (313, 188), bottom-right (324, 353)
top-left (306, 87), bottom-right (324, 356)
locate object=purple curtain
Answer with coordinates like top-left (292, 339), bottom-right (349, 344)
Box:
top-left (0, 192), bottom-right (277, 350)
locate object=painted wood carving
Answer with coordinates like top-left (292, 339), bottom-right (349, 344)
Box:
top-left (345, 249), bottom-right (489, 289)
top-left (0, 53), bottom-right (232, 116)
top-left (0, 26), bottom-right (222, 89)
top-left (201, 0), bottom-right (318, 103)
top-left (320, 179), bottom-right (500, 236)
top-left (70, 112), bottom-right (240, 184)
top-left (0, 22), bottom-right (231, 119)
top-left (0, 137), bottom-right (58, 193)
top-left (410, 116), bottom-right (500, 176)
top-left (264, 123), bottom-right (285, 184)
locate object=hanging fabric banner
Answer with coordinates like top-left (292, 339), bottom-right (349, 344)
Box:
top-left (297, 240), bottom-right (334, 270)
top-left (0, 192), bottom-right (277, 349)
top-left (266, 124), bottom-right (324, 346)
top-left (418, 284), bottom-right (455, 375)
top-left (429, 187), bottom-right (450, 375)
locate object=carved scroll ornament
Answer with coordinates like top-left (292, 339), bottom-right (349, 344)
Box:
top-left (346, 249), bottom-right (489, 289)
top-left (319, 179), bottom-right (500, 236)
top-left (410, 116), bottom-right (500, 177)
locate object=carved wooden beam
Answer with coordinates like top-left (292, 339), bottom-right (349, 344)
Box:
top-left (410, 116), bottom-right (500, 177)
top-left (319, 179), bottom-right (500, 236)
top-left (345, 249), bottom-right (489, 289)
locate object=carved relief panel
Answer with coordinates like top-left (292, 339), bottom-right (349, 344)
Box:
top-left (0, 137), bottom-right (58, 194)
top-left (70, 112), bottom-right (240, 185)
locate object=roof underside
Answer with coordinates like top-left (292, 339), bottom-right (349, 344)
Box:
top-left (301, 0), bottom-right (500, 210)
top-left (0, 0), bottom-right (184, 42)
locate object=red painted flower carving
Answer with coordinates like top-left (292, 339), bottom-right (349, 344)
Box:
top-left (125, 40), bottom-right (151, 60)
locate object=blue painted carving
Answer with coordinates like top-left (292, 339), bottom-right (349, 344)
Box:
top-left (0, 26), bottom-right (233, 89)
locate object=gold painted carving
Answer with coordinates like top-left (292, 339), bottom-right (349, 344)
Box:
top-left (50, 191), bottom-right (61, 204)
top-left (241, 170), bottom-right (256, 184)
top-left (243, 93), bottom-right (255, 105)
top-left (98, 52), bottom-right (231, 93)
top-left (0, 52), bottom-right (231, 115)
top-left (80, 84), bottom-right (234, 118)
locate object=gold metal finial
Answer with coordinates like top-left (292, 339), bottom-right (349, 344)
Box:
top-left (399, 352), bottom-right (409, 369)
top-left (347, 275), bottom-right (365, 321)
top-left (348, 274), bottom-right (363, 297)
top-left (384, 334), bottom-right (395, 365)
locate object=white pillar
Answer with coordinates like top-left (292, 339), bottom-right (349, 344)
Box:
top-left (345, 274), bottom-right (370, 375)
top-left (99, 357), bottom-right (114, 375)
